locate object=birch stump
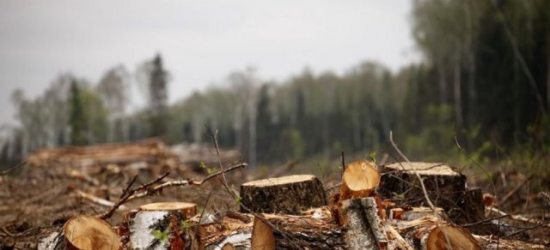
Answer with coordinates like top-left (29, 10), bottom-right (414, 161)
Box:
top-left (339, 160), bottom-right (380, 202)
top-left (63, 215), bottom-right (121, 250)
top-left (240, 175), bottom-right (327, 214)
top-left (128, 202), bottom-right (197, 250)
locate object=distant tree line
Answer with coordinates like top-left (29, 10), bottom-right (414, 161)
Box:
top-left (1, 0), bottom-right (549, 169)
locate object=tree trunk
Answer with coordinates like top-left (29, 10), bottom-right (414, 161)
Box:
top-left (453, 57), bottom-right (464, 127)
top-left (240, 175), bottom-right (327, 214)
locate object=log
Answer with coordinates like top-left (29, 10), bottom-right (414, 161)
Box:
top-left (204, 212), bottom-right (345, 250)
top-left (63, 215), bottom-right (121, 250)
top-left (378, 162), bottom-right (478, 223)
top-left (240, 175), bottom-right (327, 214)
top-left (251, 216), bottom-right (275, 250)
top-left (128, 202), bottom-right (197, 250)
top-left (393, 215), bottom-right (480, 250)
top-left (340, 197), bottom-right (386, 250)
top-left (339, 160), bottom-right (380, 202)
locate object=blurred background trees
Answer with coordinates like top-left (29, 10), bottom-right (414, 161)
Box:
top-left (2, 0), bottom-right (549, 171)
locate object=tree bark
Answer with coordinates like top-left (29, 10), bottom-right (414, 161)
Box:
top-left (127, 202), bottom-right (197, 250)
top-left (240, 175), bottom-right (327, 214)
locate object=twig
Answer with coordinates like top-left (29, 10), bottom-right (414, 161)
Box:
top-left (99, 172), bottom-right (170, 220)
top-left (0, 160), bottom-right (27, 176)
top-left (540, 192), bottom-right (550, 203)
top-left (488, 207), bottom-right (550, 228)
top-left (500, 174), bottom-right (533, 206)
top-left (502, 223), bottom-right (543, 239)
top-left (461, 214), bottom-right (510, 227)
top-left (389, 131), bottom-right (452, 248)
top-left (389, 131), bottom-right (436, 211)
top-left (74, 190), bottom-right (126, 208)
top-left (98, 163), bottom-right (246, 219)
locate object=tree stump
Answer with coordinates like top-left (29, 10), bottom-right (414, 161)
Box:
top-left (128, 202), bottom-right (197, 250)
top-left (240, 175), bottom-right (327, 214)
top-left (63, 215), bottom-right (121, 250)
top-left (339, 160), bottom-right (381, 202)
top-left (378, 163), bottom-right (468, 218)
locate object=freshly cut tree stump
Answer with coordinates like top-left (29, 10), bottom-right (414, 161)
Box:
top-left (341, 197), bottom-right (387, 250)
top-left (378, 162), bottom-right (471, 221)
top-left (240, 175), bottom-right (327, 214)
top-left (251, 216), bottom-right (275, 250)
top-left (339, 160), bottom-right (380, 202)
top-left (128, 202), bottom-right (197, 250)
top-left (63, 215), bottom-right (121, 250)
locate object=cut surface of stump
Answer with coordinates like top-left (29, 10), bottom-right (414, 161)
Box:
top-left (251, 216), bottom-right (275, 250)
top-left (63, 215), bottom-right (121, 250)
top-left (129, 202), bottom-right (197, 250)
top-left (339, 160), bottom-right (380, 202)
top-left (378, 162), bottom-right (473, 223)
top-left (240, 174), bottom-right (326, 214)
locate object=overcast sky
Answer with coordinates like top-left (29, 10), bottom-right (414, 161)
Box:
top-left (0, 0), bottom-right (418, 126)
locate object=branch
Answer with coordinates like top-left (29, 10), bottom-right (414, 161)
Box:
top-left (98, 163), bottom-right (246, 219)
top-left (0, 160), bottom-right (27, 176)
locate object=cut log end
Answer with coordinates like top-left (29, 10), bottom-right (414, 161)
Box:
top-left (63, 215), bottom-right (121, 250)
top-left (426, 224), bottom-right (480, 250)
top-left (340, 160), bottom-right (380, 202)
top-left (251, 216), bottom-right (275, 250)
top-left (240, 174), bottom-right (326, 214)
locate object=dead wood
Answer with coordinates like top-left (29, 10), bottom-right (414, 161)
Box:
top-left (339, 160), bottom-right (380, 202)
top-left (240, 175), bottom-right (327, 214)
top-left (64, 215), bottom-right (121, 250)
top-left (251, 216), bottom-right (275, 250)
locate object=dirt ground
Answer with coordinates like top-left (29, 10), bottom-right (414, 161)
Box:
top-left (1, 143), bottom-right (549, 249)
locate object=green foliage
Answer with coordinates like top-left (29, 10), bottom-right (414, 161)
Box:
top-left (151, 225), bottom-right (171, 244)
top-left (199, 162), bottom-right (217, 175)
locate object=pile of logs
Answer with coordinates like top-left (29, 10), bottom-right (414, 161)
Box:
top-left (37, 160), bottom-right (547, 250)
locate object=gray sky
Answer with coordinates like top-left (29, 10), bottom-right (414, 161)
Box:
top-left (0, 0), bottom-right (417, 126)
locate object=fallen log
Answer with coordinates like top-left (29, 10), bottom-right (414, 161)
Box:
top-left (128, 202), bottom-right (197, 250)
top-left (203, 212), bottom-right (345, 250)
top-left (240, 175), bottom-right (327, 214)
top-left (64, 215), bottom-right (121, 250)
top-left (339, 160), bottom-right (380, 202)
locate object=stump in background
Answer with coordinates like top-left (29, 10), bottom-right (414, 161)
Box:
top-left (128, 202), bottom-right (197, 250)
top-left (63, 215), bottom-right (121, 250)
top-left (339, 160), bottom-right (380, 202)
top-left (240, 175), bottom-right (327, 214)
